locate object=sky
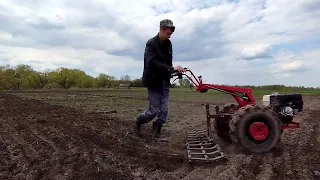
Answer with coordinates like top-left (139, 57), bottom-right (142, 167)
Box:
top-left (0, 0), bottom-right (320, 87)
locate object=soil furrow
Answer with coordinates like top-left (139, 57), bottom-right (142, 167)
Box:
top-left (1, 121), bottom-right (39, 160)
top-left (0, 93), bottom-right (186, 180)
top-left (2, 93), bottom-right (320, 180)
top-left (26, 124), bottom-right (60, 153)
top-left (0, 122), bottom-right (40, 180)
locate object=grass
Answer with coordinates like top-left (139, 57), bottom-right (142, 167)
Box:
top-left (10, 87), bottom-right (317, 113)
top-left (8, 87), bottom-right (316, 133)
top-left (9, 86), bottom-right (320, 101)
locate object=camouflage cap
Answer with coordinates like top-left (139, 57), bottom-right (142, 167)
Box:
top-left (160, 19), bottom-right (175, 28)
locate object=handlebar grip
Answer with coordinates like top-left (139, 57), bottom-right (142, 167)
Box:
top-left (170, 67), bottom-right (189, 79)
top-left (170, 69), bottom-right (179, 73)
top-left (170, 67), bottom-right (188, 73)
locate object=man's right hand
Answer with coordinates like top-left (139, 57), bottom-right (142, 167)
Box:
top-left (174, 65), bottom-right (186, 72)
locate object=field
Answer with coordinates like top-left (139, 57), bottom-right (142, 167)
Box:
top-left (0, 88), bottom-right (319, 180)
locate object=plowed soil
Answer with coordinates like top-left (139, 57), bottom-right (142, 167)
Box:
top-left (0, 92), bottom-right (319, 180)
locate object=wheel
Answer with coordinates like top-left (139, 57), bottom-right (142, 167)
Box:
top-left (214, 103), bottom-right (239, 142)
top-left (214, 115), bottom-right (232, 142)
top-left (229, 105), bottom-right (281, 153)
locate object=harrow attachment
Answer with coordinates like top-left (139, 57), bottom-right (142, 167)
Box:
top-left (185, 129), bottom-right (225, 162)
top-left (184, 104), bottom-right (226, 163)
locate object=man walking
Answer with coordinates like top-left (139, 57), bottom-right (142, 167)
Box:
top-left (134, 19), bottom-right (185, 140)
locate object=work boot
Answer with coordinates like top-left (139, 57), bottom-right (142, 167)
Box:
top-left (152, 121), bottom-right (166, 141)
top-left (134, 118), bottom-right (148, 137)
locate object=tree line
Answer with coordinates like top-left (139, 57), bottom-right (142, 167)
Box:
top-left (0, 64), bottom-right (318, 90)
top-left (0, 64), bottom-right (142, 90)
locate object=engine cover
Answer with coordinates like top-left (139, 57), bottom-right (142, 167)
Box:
top-left (262, 93), bottom-right (303, 127)
top-left (269, 93), bottom-right (303, 111)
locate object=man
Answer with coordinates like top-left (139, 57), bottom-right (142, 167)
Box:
top-left (134, 19), bottom-right (185, 140)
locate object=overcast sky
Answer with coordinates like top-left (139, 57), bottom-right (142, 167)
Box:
top-left (0, 0), bottom-right (319, 87)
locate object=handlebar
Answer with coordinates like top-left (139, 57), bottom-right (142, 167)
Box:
top-left (170, 67), bottom-right (188, 73)
top-left (170, 67), bottom-right (203, 89)
top-left (170, 68), bottom-right (187, 79)
top-left (170, 68), bottom-right (186, 76)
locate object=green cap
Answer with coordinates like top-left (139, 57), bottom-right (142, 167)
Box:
top-left (160, 19), bottom-right (175, 28)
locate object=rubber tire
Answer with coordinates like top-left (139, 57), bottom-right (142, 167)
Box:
top-left (214, 116), bottom-right (232, 142)
top-left (230, 105), bottom-right (281, 154)
top-left (214, 103), bottom-right (239, 142)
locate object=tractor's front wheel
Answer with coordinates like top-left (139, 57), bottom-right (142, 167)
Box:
top-left (229, 105), bottom-right (281, 153)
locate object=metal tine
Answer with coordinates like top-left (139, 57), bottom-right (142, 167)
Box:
top-left (188, 149), bottom-right (222, 155)
top-left (187, 145), bottom-right (220, 150)
top-left (185, 129), bottom-right (226, 163)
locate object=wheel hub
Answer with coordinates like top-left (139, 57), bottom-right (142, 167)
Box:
top-left (249, 122), bottom-right (269, 141)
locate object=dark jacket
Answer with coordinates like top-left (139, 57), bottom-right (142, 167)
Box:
top-left (142, 34), bottom-right (174, 89)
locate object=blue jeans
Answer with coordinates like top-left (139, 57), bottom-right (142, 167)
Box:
top-left (137, 81), bottom-right (170, 124)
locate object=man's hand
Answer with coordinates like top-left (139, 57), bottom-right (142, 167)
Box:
top-left (174, 65), bottom-right (186, 72)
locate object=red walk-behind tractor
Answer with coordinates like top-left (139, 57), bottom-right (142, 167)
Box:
top-left (170, 68), bottom-right (303, 162)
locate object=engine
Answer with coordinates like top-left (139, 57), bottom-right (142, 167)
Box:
top-left (262, 93), bottom-right (303, 124)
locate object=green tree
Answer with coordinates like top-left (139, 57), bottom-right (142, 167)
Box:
top-left (78, 75), bottom-right (94, 88)
top-left (13, 64), bottom-right (34, 89)
top-left (26, 69), bottom-right (50, 89)
top-left (0, 65), bottom-right (16, 89)
top-left (48, 67), bottom-right (86, 89)
top-left (96, 73), bottom-right (116, 88)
